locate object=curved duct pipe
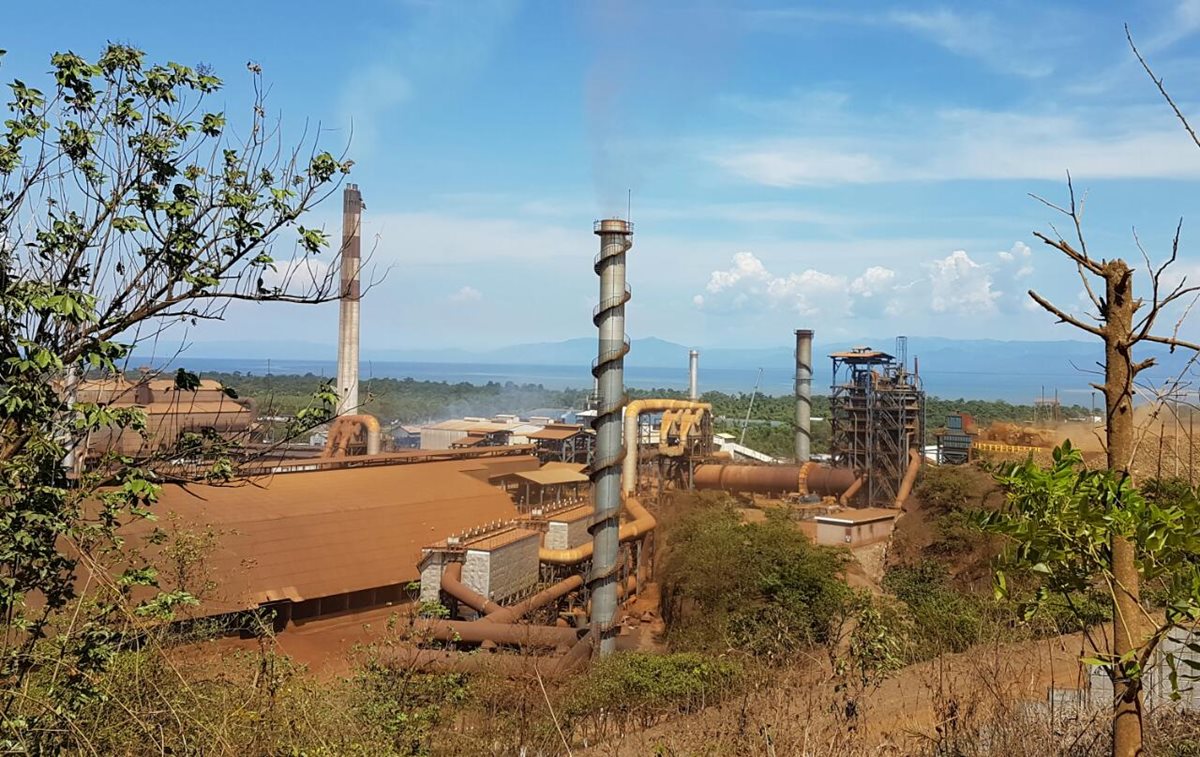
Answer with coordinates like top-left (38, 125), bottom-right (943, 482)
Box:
top-left (894, 448), bottom-right (922, 508)
top-left (622, 399), bottom-right (712, 494)
top-left (556, 630), bottom-right (595, 675)
top-left (559, 576), bottom-right (636, 673)
top-left (538, 495), bottom-right (656, 565)
top-left (439, 561), bottom-right (501, 615)
top-left (323, 414), bottom-right (382, 457)
top-left (694, 462), bottom-right (857, 498)
top-left (658, 407), bottom-right (706, 457)
top-left (839, 475), bottom-right (865, 505)
top-left (482, 574), bottom-right (584, 625)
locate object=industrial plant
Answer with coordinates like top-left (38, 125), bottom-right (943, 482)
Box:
top-left (79, 183), bottom-right (936, 670)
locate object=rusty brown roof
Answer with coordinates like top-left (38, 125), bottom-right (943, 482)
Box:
top-left (118, 459), bottom-right (519, 614)
top-left (526, 424), bottom-right (585, 441)
top-left (542, 461), bottom-right (587, 473)
top-left (828, 349), bottom-right (894, 362)
top-left (546, 503), bottom-right (595, 524)
top-left (815, 507), bottom-right (898, 525)
top-left (514, 469), bottom-right (590, 486)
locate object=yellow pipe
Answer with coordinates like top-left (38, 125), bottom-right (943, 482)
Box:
top-left (623, 399), bottom-right (711, 494)
top-left (658, 407), bottom-right (706, 456)
top-left (539, 495), bottom-right (656, 565)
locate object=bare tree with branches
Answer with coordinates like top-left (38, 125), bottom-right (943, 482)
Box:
top-left (1007, 30), bottom-right (1200, 756)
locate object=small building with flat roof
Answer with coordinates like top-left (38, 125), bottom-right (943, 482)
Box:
top-left (815, 508), bottom-right (897, 547)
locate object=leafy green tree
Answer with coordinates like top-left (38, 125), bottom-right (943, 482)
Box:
top-left (985, 443), bottom-right (1200, 754)
top-left (0, 45), bottom-right (348, 749)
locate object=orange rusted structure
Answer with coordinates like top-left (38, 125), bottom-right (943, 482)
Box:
top-left (323, 414), bottom-right (382, 457)
top-left (537, 495), bottom-right (655, 565)
top-left (693, 462), bottom-right (857, 498)
top-left (622, 399), bottom-right (711, 494)
top-left (72, 376), bottom-right (254, 460)
top-left (114, 457), bottom-right (526, 619)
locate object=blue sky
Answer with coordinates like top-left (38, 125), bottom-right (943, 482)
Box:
top-left (8, 0), bottom-right (1200, 351)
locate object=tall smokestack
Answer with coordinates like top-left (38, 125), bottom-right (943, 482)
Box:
top-left (688, 350), bottom-right (699, 400)
top-left (336, 184), bottom-right (364, 416)
top-left (590, 218), bottom-right (632, 658)
top-left (795, 329), bottom-right (813, 463)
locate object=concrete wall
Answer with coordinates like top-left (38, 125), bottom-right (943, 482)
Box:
top-left (464, 534), bottom-right (540, 602)
top-left (545, 512), bottom-right (594, 550)
top-left (545, 522), bottom-right (570, 551)
top-left (418, 552), bottom-right (445, 605)
top-left (1087, 628), bottom-right (1200, 710)
top-left (421, 428), bottom-right (468, 450)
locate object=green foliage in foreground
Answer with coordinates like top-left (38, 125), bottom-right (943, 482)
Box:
top-left (883, 561), bottom-right (998, 657)
top-left (983, 442), bottom-right (1200, 691)
top-left (563, 652), bottom-right (742, 730)
top-left (660, 503), bottom-right (853, 658)
top-left (0, 42), bottom-right (346, 750)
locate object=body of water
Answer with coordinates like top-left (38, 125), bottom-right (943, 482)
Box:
top-left (163, 357), bottom-right (1095, 404)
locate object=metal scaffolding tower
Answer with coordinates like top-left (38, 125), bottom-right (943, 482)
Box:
top-left (829, 341), bottom-right (925, 506)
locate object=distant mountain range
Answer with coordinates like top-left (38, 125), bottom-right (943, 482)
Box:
top-left (155, 335), bottom-right (1197, 404)
top-left (174, 335), bottom-right (1118, 375)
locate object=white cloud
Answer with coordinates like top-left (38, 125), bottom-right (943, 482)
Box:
top-left (699, 252), bottom-right (892, 317)
top-left (699, 242), bottom-right (1036, 321)
top-left (711, 108), bottom-right (1200, 186)
top-left (713, 141), bottom-right (886, 186)
top-left (744, 6), bottom-right (1066, 78)
top-left (449, 285), bottom-right (483, 303)
top-left (337, 1), bottom-right (518, 156)
top-left (928, 251), bottom-right (999, 314)
top-left (927, 242), bottom-right (1037, 314)
top-left (887, 9), bottom-right (1054, 78)
top-left (849, 266), bottom-right (898, 297)
top-left (705, 251), bottom-right (770, 293)
top-left (261, 256), bottom-right (332, 294)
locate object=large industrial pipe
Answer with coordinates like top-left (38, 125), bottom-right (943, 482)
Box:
top-left (539, 495), bottom-right (656, 565)
top-left (439, 562), bottom-right (501, 615)
top-left (688, 350), bottom-right (699, 400)
top-left (336, 184), bottom-right (365, 416)
top-left (556, 630), bottom-right (595, 675)
top-left (622, 399), bottom-right (711, 495)
top-left (591, 218), bottom-right (633, 657)
top-left (839, 475), bottom-right (865, 505)
top-left (323, 414), bottom-right (382, 457)
top-left (482, 574), bottom-right (584, 625)
top-left (693, 462), bottom-right (857, 498)
top-left (894, 448), bottom-right (922, 509)
top-left (795, 329), bottom-right (813, 463)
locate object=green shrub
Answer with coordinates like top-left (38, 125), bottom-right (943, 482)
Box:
top-left (915, 465), bottom-right (979, 514)
top-left (883, 561), bottom-right (990, 657)
top-left (660, 505), bottom-right (852, 659)
top-left (563, 652), bottom-right (742, 736)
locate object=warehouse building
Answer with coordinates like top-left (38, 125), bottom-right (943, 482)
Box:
top-left (117, 455), bottom-right (535, 626)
